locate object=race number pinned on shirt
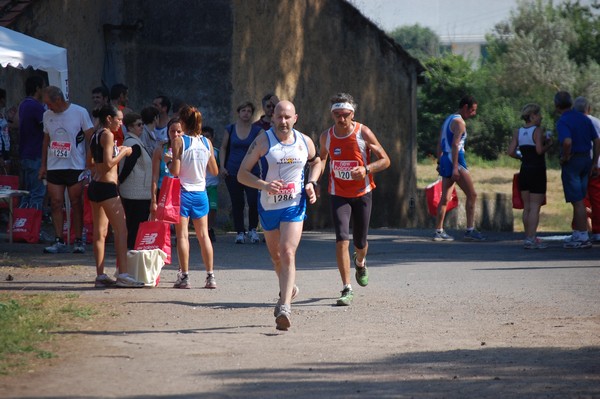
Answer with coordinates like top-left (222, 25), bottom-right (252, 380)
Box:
top-left (50, 141), bottom-right (71, 158)
top-left (332, 160), bottom-right (359, 180)
top-left (268, 182), bottom-right (298, 204)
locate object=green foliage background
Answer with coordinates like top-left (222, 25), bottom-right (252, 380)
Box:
top-left (389, 0), bottom-right (600, 160)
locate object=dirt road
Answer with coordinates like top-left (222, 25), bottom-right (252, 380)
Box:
top-left (1, 229), bottom-right (599, 398)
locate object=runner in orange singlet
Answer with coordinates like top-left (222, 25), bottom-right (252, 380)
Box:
top-left (318, 93), bottom-right (390, 306)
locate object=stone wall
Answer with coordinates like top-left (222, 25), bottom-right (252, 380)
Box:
top-left (414, 189), bottom-right (514, 232)
top-left (232, 0), bottom-right (422, 229)
top-left (1, 0), bottom-right (425, 229)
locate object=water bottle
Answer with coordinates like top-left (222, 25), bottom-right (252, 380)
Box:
top-left (516, 148), bottom-right (522, 158)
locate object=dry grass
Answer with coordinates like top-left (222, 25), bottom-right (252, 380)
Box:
top-left (416, 158), bottom-right (572, 232)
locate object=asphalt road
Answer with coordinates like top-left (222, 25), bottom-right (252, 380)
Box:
top-left (1, 228), bottom-right (599, 398)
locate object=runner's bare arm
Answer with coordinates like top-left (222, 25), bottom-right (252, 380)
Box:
top-left (238, 134), bottom-right (282, 194)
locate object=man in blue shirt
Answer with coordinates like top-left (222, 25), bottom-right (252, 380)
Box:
top-left (18, 76), bottom-right (46, 210)
top-left (555, 91), bottom-right (600, 248)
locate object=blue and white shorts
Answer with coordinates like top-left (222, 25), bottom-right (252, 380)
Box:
top-left (180, 190), bottom-right (209, 219)
top-left (439, 151), bottom-right (468, 178)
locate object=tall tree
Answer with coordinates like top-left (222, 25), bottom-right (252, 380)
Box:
top-left (388, 24), bottom-right (440, 61)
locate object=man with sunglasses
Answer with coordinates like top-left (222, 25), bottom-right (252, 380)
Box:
top-left (253, 92), bottom-right (279, 131)
top-left (319, 93), bottom-right (390, 307)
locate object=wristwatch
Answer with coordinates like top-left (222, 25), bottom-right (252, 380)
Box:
top-left (365, 165), bottom-right (370, 175)
top-left (307, 181), bottom-right (318, 188)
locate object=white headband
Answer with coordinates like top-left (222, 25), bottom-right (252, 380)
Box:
top-left (331, 102), bottom-right (355, 112)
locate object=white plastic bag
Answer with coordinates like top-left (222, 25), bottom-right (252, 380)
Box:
top-left (126, 249), bottom-right (167, 287)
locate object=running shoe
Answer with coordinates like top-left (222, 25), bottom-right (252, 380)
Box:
top-left (274, 285), bottom-right (300, 316)
top-left (43, 238), bottom-right (69, 254)
top-left (72, 239), bottom-right (85, 254)
top-left (248, 229), bottom-right (260, 244)
top-left (563, 240), bottom-right (592, 249)
top-left (205, 273), bottom-right (217, 289)
top-left (94, 274), bottom-right (116, 288)
top-left (336, 287), bottom-right (354, 306)
top-left (464, 229), bottom-right (486, 241)
top-left (235, 232), bottom-right (245, 244)
top-left (354, 252), bottom-right (369, 287)
top-left (116, 273), bottom-right (145, 288)
top-left (523, 238), bottom-right (548, 249)
top-left (275, 304), bottom-right (291, 331)
top-left (433, 230), bottom-right (454, 241)
top-left (174, 271), bottom-right (191, 289)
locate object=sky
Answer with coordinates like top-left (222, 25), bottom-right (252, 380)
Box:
top-left (346, 0), bottom-right (523, 38)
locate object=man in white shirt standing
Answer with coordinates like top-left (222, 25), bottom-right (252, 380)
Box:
top-left (39, 86), bottom-right (94, 254)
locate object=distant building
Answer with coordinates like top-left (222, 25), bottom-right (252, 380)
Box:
top-left (440, 34), bottom-right (487, 65)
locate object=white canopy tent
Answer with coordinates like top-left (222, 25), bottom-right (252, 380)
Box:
top-left (0, 26), bottom-right (69, 98)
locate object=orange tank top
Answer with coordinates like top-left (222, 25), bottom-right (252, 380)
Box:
top-left (325, 122), bottom-right (375, 198)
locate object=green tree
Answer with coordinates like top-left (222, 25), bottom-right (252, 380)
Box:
top-left (388, 24), bottom-right (440, 61)
top-left (411, 0), bottom-right (600, 160)
top-left (416, 54), bottom-right (475, 158)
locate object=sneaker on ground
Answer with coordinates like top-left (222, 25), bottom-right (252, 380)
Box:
top-left (523, 238), bottom-right (548, 249)
top-left (464, 229), bottom-right (486, 241)
top-left (563, 240), bottom-right (592, 249)
top-left (94, 274), bottom-right (116, 288)
top-left (174, 271), bottom-right (191, 289)
top-left (248, 229), bottom-right (260, 244)
top-left (73, 239), bottom-right (85, 254)
top-left (205, 273), bottom-right (217, 289)
top-left (353, 252), bottom-right (369, 287)
top-left (275, 304), bottom-right (291, 331)
top-left (116, 273), bottom-right (145, 288)
top-left (336, 287), bottom-right (354, 306)
top-left (43, 239), bottom-right (69, 254)
top-left (274, 285), bottom-right (300, 316)
top-left (433, 230), bottom-right (454, 242)
top-left (563, 234), bottom-right (575, 243)
top-left (235, 232), bottom-right (245, 244)
top-left (208, 228), bottom-right (216, 243)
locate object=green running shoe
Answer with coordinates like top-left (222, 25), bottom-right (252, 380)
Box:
top-left (336, 287), bottom-right (354, 306)
top-left (353, 252), bottom-right (369, 287)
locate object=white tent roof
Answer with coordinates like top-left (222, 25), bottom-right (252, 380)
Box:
top-left (0, 26), bottom-right (69, 98)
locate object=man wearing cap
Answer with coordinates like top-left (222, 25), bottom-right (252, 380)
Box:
top-left (319, 93), bottom-right (390, 307)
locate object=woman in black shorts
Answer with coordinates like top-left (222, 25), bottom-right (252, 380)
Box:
top-left (89, 104), bottom-right (143, 288)
top-left (508, 103), bottom-right (553, 249)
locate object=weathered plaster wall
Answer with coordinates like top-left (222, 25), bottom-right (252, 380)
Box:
top-left (232, 0), bottom-right (421, 228)
top-left (1, 0), bottom-right (426, 229)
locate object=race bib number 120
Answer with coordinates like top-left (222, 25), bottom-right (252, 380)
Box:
top-left (332, 160), bottom-right (359, 180)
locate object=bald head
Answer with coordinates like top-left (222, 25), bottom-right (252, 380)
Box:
top-left (275, 100), bottom-right (295, 115)
top-left (273, 100), bottom-right (298, 135)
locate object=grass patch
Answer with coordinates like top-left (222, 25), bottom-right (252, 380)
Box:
top-left (417, 156), bottom-right (571, 232)
top-left (0, 293), bottom-right (98, 375)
